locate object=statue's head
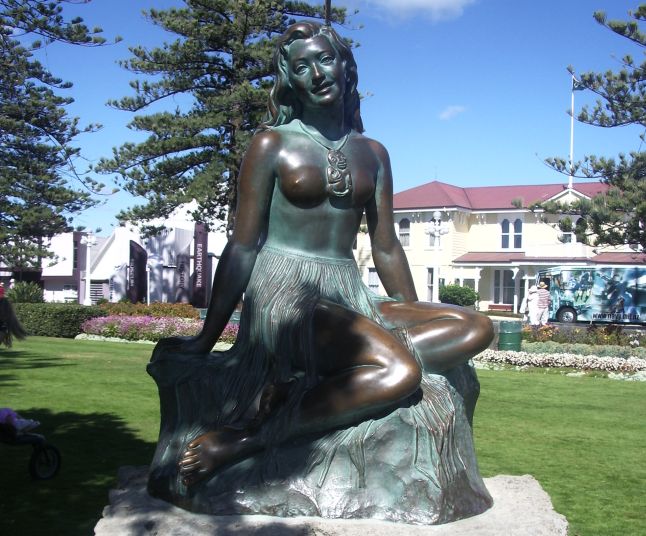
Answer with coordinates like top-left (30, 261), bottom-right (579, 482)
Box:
top-left (262, 21), bottom-right (363, 132)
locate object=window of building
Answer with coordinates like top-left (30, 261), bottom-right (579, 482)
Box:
top-left (501, 218), bottom-right (522, 249)
top-left (501, 219), bottom-right (509, 249)
top-left (426, 268), bottom-right (434, 301)
top-left (462, 278), bottom-right (475, 290)
top-left (398, 218), bottom-right (410, 247)
top-left (513, 218), bottom-right (523, 248)
top-left (427, 217), bottom-right (441, 248)
top-left (494, 269), bottom-right (515, 304)
top-left (90, 282), bottom-right (104, 304)
top-left (368, 268), bottom-right (380, 293)
top-left (73, 240), bottom-right (79, 269)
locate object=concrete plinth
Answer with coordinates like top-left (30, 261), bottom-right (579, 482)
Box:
top-left (94, 466), bottom-right (568, 536)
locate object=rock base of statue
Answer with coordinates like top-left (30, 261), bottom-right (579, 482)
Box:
top-left (147, 345), bottom-right (492, 524)
top-left (95, 468), bottom-right (569, 535)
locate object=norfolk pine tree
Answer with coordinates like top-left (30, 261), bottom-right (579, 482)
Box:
top-left (0, 0), bottom-right (114, 272)
top-left (543, 4), bottom-right (646, 251)
top-left (97, 0), bottom-right (347, 235)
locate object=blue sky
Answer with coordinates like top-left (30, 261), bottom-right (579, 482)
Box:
top-left (31, 0), bottom-right (643, 233)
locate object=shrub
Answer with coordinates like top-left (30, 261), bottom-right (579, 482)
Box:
top-left (97, 301), bottom-right (199, 319)
top-left (14, 303), bottom-right (107, 338)
top-left (439, 284), bottom-right (478, 307)
top-left (6, 282), bottom-right (44, 303)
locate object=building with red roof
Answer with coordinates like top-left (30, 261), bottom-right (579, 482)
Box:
top-left (354, 180), bottom-right (643, 315)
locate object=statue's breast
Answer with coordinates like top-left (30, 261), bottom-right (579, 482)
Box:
top-left (278, 164), bottom-right (329, 209)
top-left (276, 153), bottom-right (376, 209)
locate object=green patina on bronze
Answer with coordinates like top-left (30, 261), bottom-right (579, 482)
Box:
top-left (147, 18), bottom-right (494, 524)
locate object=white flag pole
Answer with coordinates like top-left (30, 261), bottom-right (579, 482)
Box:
top-left (569, 73), bottom-right (575, 189)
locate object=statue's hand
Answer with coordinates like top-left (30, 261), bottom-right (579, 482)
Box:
top-left (153, 335), bottom-right (214, 358)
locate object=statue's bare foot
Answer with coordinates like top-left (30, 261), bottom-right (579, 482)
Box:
top-left (179, 428), bottom-right (259, 487)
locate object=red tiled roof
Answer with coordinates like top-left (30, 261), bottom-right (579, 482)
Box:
top-left (393, 180), bottom-right (609, 211)
top-left (453, 252), bottom-right (591, 264)
top-left (452, 251), bottom-right (645, 266)
top-left (453, 252), bottom-right (526, 263)
top-left (591, 252), bottom-right (646, 264)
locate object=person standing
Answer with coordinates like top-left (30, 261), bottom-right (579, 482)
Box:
top-left (536, 281), bottom-right (551, 326)
top-left (525, 285), bottom-right (539, 326)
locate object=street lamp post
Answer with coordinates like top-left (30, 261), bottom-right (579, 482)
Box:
top-left (81, 232), bottom-right (97, 306)
top-left (425, 210), bottom-right (450, 303)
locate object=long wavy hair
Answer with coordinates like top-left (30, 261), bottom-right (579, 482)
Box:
top-left (260, 21), bottom-right (364, 133)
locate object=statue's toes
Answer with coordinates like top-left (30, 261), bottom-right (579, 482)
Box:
top-left (179, 455), bottom-right (200, 471)
top-left (187, 437), bottom-right (205, 449)
top-left (182, 468), bottom-right (209, 487)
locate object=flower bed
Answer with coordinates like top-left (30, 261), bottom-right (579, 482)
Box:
top-left (522, 341), bottom-right (645, 359)
top-left (81, 315), bottom-right (239, 344)
top-left (81, 316), bottom-right (201, 342)
top-left (475, 349), bottom-right (646, 373)
top-left (522, 324), bottom-right (644, 347)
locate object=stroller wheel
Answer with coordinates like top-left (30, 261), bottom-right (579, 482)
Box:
top-left (29, 444), bottom-right (61, 480)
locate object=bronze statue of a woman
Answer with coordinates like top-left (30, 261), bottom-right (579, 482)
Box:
top-left (148, 20), bottom-right (494, 523)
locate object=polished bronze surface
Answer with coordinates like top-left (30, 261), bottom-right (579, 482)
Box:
top-left (154, 21), bottom-right (493, 495)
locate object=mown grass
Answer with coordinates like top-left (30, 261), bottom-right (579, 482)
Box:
top-left (474, 368), bottom-right (646, 536)
top-left (0, 337), bottom-right (157, 536)
top-left (1, 337), bottom-right (644, 535)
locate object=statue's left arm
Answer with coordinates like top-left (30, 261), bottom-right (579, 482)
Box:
top-left (365, 141), bottom-right (418, 302)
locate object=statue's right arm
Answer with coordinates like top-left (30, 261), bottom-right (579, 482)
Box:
top-left (161, 130), bottom-right (280, 354)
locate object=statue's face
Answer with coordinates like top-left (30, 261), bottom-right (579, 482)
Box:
top-left (287, 35), bottom-right (345, 110)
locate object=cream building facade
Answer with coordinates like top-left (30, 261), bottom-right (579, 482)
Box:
top-left (354, 180), bottom-right (642, 312)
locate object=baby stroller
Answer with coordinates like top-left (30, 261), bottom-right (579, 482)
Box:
top-left (0, 409), bottom-right (61, 480)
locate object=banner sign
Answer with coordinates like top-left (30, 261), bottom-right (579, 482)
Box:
top-left (175, 251), bottom-right (190, 303)
top-left (192, 223), bottom-right (208, 308)
top-left (127, 241), bottom-right (148, 303)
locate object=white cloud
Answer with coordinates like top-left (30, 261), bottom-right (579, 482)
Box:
top-left (439, 105), bottom-right (466, 120)
top-left (365, 0), bottom-right (476, 21)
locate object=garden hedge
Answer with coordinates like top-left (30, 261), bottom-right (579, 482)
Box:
top-left (13, 303), bottom-right (107, 338)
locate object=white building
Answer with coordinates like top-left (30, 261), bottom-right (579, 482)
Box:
top-left (34, 203), bottom-right (228, 305)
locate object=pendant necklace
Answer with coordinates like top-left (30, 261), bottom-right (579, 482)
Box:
top-left (298, 120), bottom-right (353, 198)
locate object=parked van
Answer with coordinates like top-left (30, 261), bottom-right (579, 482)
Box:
top-left (537, 266), bottom-right (645, 324)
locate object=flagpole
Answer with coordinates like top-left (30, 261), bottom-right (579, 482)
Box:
top-left (569, 73), bottom-right (575, 189)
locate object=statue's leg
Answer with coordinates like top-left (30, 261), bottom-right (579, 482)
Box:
top-left (377, 301), bottom-right (493, 373)
top-left (296, 299), bottom-right (422, 434)
top-left (179, 299), bottom-right (422, 487)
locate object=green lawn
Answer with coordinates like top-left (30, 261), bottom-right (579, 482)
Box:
top-left (1, 338), bottom-right (645, 535)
